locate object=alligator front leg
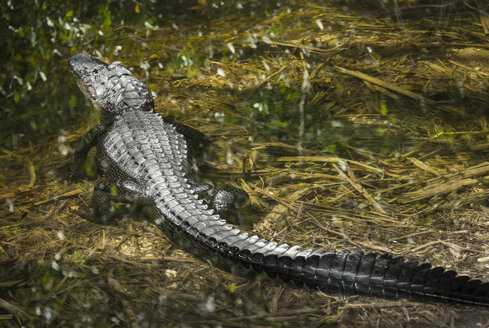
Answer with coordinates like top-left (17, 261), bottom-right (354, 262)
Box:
top-left (73, 123), bottom-right (107, 179)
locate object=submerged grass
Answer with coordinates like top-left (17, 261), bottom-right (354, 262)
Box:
top-left (1, 1), bottom-right (489, 327)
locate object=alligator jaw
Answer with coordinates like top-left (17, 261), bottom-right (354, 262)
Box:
top-left (68, 53), bottom-right (107, 87)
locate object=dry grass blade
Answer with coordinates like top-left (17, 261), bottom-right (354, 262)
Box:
top-left (334, 66), bottom-right (432, 104)
top-left (334, 164), bottom-right (386, 214)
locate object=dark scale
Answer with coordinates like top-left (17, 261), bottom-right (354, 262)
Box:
top-left (69, 53), bottom-right (489, 307)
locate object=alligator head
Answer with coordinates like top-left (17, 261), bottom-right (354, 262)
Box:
top-left (68, 53), bottom-right (154, 119)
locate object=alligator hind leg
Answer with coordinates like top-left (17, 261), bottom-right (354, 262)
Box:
top-left (187, 183), bottom-right (249, 223)
top-left (212, 184), bottom-right (249, 224)
top-left (91, 180), bottom-right (151, 224)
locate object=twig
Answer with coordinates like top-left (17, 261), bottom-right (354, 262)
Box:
top-left (334, 164), bottom-right (386, 214)
top-left (33, 189), bottom-right (84, 206)
top-left (334, 66), bottom-right (433, 104)
top-left (410, 240), bottom-right (441, 253)
top-left (277, 156), bottom-right (383, 174)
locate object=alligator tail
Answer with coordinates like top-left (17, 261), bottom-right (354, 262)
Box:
top-left (158, 211), bottom-right (489, 307)
top-left (257, 249), bottom-right (489, 306)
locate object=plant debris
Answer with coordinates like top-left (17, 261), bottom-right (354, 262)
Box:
top-left (1, 1), bottom-right (489, 327)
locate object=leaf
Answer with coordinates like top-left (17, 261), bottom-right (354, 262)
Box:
top-left (13, 92), bottom-right (19, 103)
top-left (69, 95), bottom-right (76, 107)
top-left (135, 3), bottom-right (140, 14)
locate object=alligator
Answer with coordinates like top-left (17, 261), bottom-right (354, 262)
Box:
top-left (68, 52), bottom-right (489, 307)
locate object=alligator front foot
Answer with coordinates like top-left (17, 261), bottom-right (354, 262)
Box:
top-left (91, 182), bottom-right (119, 224)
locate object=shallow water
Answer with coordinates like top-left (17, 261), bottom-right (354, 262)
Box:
top-left (2, 1), bottom-right (489, 327)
